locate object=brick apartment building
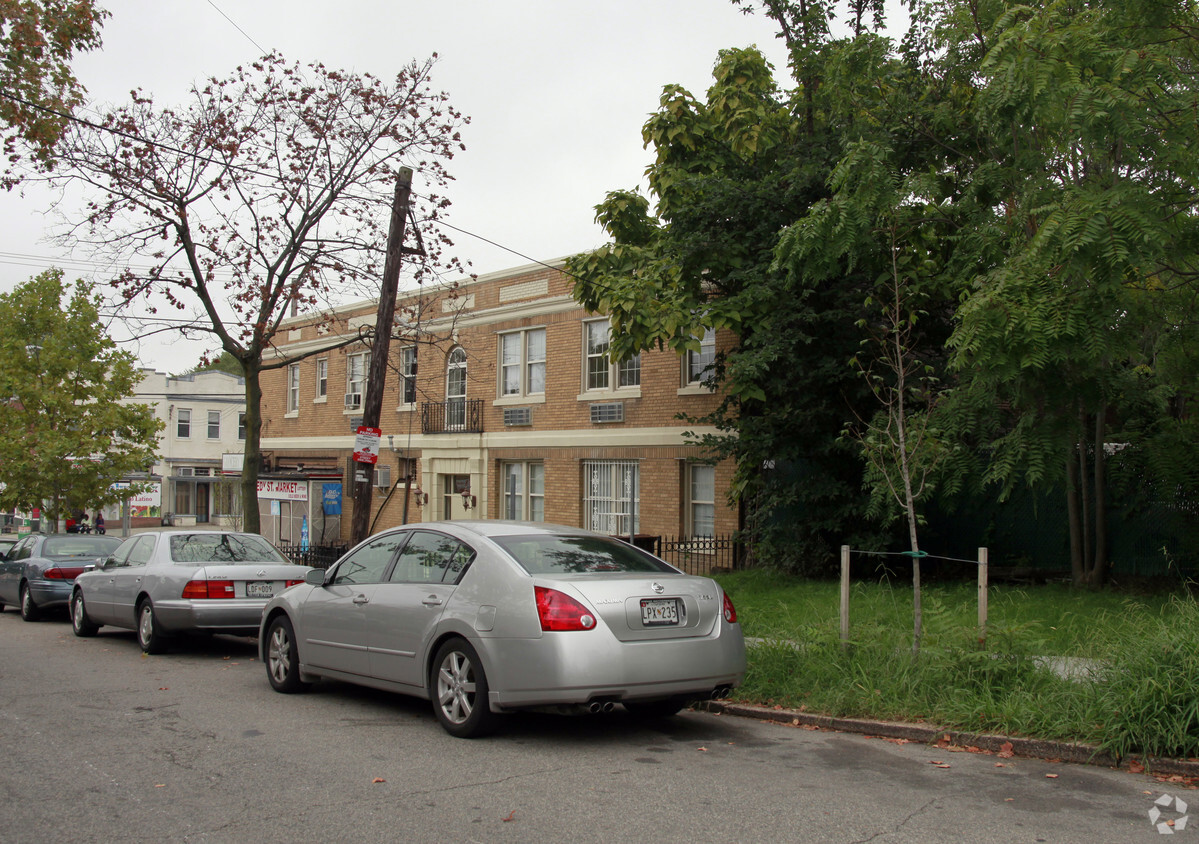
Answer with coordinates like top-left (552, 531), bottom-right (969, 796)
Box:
top-left (255, 260), bottom-right (738, 558)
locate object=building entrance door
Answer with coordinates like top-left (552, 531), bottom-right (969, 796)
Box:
top-left (442, 474), bottom-right (472, 521)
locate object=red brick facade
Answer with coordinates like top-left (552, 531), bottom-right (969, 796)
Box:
top-left (257, 261), bottom-right (737, 547)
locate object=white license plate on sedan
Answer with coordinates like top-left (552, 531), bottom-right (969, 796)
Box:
top-left (640, 598), bottom-right (680, 626)
top-left (246, 581), bottom-right (275, 598)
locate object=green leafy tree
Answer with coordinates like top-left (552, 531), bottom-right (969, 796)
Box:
top-left (0, 269), bottom-right (161, 529)
top-left (568, 42), bottom-right (890, 572)
top-left (0, 0), bottom-right (108, 171)
top-left (941, 0), bottom-right (1199, 587)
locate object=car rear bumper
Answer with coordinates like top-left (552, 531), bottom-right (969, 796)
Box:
top-left (479, 626), bottom-right (747, 710)
top-left (153, 598), bottom-right (270, 636)
top-left (28, 580), bottom-right (73, 609)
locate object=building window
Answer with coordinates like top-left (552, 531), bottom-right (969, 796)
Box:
top-left (346, 351), bottom-right (370, 408)
top-left (446, 347), bottom-right (467, 430)
top-left (583, 460), bottom-right (639, 536)
top-left (287, 364), bottom-right (300, 413)
top-left (207, 410), bottom-right (221, 439)
top-left (585, 320), bottom-right (639, 391)
top-left (688, 464), bottom-right (715, 537)
top-left (400, 346), bottom-right (417, 405)
top-left (177, 408), bottom-right (191, 439)
top-left (374, 464), bottom-right (392, 489)
top-left (500, 328), bottom-right (545, 397)
top-left (501, 462), bottom-right (544, 521)
top-left (687, 327), bottom-right (716, 384)
top-left (238, 412), bottom-right (246, 440)
top-left (316, 358), bottom-right (328, 399)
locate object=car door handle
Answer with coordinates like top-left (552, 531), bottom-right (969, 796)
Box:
top-left (353, 594), bottom-right (369, 605)
top-left (422, 595), bottom-right (443, 607)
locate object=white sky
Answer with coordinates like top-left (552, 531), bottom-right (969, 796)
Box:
top-left (0, 0), bottom-right (797, 372)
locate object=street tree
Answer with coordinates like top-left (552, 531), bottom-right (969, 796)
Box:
top-left (0, 0), bottom-right (107, 172)
top-left (41, 52), bottom-right (468, 533)
top-left (0, 269), bottom-right (161, 529)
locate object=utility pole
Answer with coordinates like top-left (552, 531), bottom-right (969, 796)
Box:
top-left (350, 167), bottom-right (416, 545)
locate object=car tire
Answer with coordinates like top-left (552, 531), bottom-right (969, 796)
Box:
top-left (430, 638), bottom-right (497, 738)
top-left (71, 590), bottom-right (99, 637)
top-left (136, 599), bottom-right (168, 654)
top-left (622, 699), bottom-right (688, 719)
top-left (264, 615), bottom-right (309, 694)
top-left (19, 584), bottom-right (40, 622)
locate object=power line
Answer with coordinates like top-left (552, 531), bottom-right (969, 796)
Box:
top-left (206, 0), bottom-right (268, 55)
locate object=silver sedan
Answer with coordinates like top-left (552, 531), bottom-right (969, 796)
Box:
top-left (259, 521), bottom-right (746, 738)
top-left (70, 530), bottom-right (311, 653)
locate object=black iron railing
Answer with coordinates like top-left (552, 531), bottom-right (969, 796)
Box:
top-left (617, 534), bottom-right (748, 575)
top-left (421, 399), bottom-right (484, 434)
top-left (277, 542), bottom-right (348, 570)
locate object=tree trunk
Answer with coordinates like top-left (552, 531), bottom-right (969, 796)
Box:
top-left (240, 362), bottom-right (263, 534)
top-left (1088, 408), bottom-right (1108, 588)
top-left (1066, 453), bottom-right (1084, 585)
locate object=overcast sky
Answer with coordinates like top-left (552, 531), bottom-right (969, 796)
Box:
top-left (1, 0), bottom-right (797, 372)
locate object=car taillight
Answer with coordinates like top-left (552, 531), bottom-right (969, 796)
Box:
top-left (182, 579), bottom-right (235, 599)
top-left (722, 592), bottom-right (738, 624)
top-left (285, 579), bottom-right (303, 587)
top-left (535, 586), bottom-right (596, 631)
top-left (44, 566), bottom-right (86, 580)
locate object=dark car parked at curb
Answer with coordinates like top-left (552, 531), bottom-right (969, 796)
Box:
top-left (0, 533), bottom-right (124, 620)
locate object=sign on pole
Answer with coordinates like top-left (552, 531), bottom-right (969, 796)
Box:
top-left (353, 426), bottom-right (382, 464)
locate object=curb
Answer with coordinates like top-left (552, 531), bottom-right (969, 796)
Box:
top-left (697, 700), bottom-right (1199, 778)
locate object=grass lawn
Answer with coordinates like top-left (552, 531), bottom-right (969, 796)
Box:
top-left (713, 569), bottom-right (1199, 760)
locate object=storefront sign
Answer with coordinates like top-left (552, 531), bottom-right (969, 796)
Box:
top-left (257, 479), bottom-right (309, 501)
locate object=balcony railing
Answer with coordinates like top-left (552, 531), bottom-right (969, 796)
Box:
top-left (421, 398), bottom-right (484, 434)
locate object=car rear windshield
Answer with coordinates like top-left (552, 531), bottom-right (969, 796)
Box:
top-left (169, 534), bottom-right (288, 564)
top-left (43, 536), bottom-right (121, 557)
top-left (492, 534), bottom-right (676, 575)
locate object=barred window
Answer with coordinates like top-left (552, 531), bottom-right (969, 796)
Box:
top-left (583, 460), bottom-right (639, 536)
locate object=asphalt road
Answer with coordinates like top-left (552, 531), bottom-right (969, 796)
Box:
top-left (0, 605), bottom-right (1187, 843)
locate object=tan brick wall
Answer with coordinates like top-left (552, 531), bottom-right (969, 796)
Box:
top-left (261, 263), bottom-right (739, 543)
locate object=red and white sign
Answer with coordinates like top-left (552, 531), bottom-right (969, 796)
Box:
top-left (353, 425), bottom-right (382, 464)
top-left (257, 479), bottom-right (309, 501)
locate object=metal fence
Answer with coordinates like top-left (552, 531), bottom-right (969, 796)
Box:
top-left (626, 534), bottom-right (748, 576)
top-left (277, 542), bottom-right (348, 570)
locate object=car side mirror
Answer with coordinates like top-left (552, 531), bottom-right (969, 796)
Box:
top-left (305, 568), bottom-right (327, 586)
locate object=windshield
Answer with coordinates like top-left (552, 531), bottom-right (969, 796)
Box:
top-left (169, 534), bottom-right (288, 564)
top-left (42, 536), bottom-right (122, 557)
top-left (492, 534), bottom-right (676, 575)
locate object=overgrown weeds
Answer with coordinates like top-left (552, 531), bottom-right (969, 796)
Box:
top-left (715, 571), bottom-right (1199, 759)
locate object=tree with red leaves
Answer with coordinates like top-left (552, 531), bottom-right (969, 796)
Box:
top-left (44, 52), bottom-right (468, 532)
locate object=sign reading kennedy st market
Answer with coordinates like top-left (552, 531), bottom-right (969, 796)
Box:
top-left (257, 479), bottom-right (309, 501)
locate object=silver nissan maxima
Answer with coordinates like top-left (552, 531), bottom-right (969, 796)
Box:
top-left (259, 520), bottom-right (746, 738)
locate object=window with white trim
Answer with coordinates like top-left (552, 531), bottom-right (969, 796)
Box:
top-left (583, 460), bottom-right (639, 536)
top-left (501, 462), bottom-right (545, 521)
top-left (500, 328), bottom-right (545, 397)
top-left (400, 346), bottom-right (417, 405)
top-left (177, 408), bottom-right (191, 439)
top-left (207, 410), bottom-right (221, 439)
top-left (584, 320), bottom-right (639, 391)
top-left (237, 412), bottom-right (246, 441)
top-left (287, 364), bottom-right (300, 413)
top-left (346, 351), bottom-right (370, 408)
top-left (446, 347), bottom-right (467, 429)
top-left (687, 327), bottom-right (716, 384)
top-left (688, 464), bottom-right (716, 537)
top-left (316, 358), bottom-right (328, 399)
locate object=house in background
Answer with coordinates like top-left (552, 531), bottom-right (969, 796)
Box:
top-left (114, 369), bottom-right (248, 527)
top-left (255, 259), bottom-right (740, 565)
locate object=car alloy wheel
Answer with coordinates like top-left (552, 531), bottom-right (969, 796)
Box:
top-left (19, 584), bottom-right (40, 622)
top-left (265, 616), bottom-right (308, 694)
top-left (71, 590), bottom-right (99, 637)
top-left (431, 638), bottom-right (497, 738)
top-left (137, 600), bottom-right (167, 654)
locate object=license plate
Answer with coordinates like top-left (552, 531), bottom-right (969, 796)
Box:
top-left (246, 581), bottom-right (275, 598)
top-left (640, 598), bottom-right (680, 626)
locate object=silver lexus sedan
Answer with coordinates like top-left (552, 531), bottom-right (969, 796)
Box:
top-left (70, 530), bottom-right (311, 653)
top-left (259, 521), bottom-right (746, 738)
